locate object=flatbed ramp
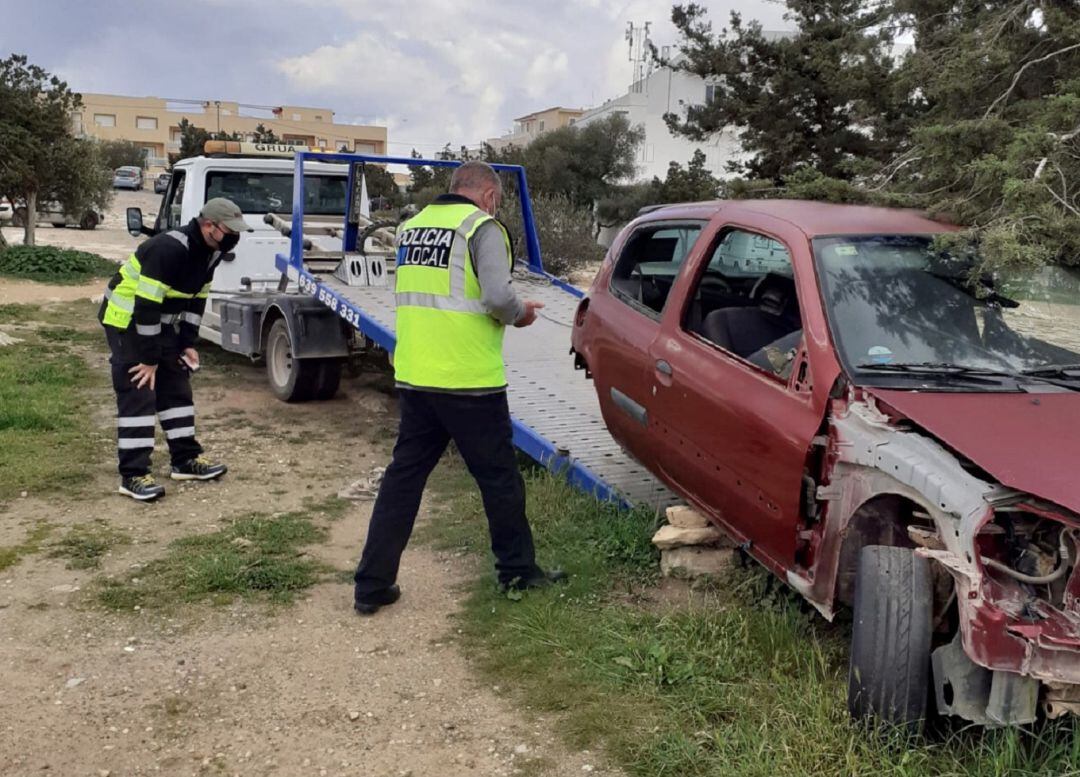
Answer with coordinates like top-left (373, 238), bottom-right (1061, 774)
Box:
top-left (318, 270), bottom-right (676, 510)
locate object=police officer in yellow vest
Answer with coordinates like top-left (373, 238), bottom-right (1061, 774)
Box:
top-left (353, 161), bottom-right (565, 614)
top-left (99, 198), bottom-right (250, 501)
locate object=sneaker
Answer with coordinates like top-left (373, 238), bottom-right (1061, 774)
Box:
top-left (354, 584), bottom-right (401, 616)
top-left (119, 474), bottom-right (165, 502)
top-left (500, 568), bottom-right (568, 592)
top-left (171, 456), bottom-right (227, 481)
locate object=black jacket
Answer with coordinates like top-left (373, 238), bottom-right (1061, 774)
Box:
top-left (98, 219), bottom-right (224, 365)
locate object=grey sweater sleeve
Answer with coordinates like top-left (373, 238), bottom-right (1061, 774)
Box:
top-left (470, 220), bottom-right (524, 326)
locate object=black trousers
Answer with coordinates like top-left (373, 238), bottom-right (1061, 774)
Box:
top-left (353, 389), bottom-right (542, 597)
top-left (105, 326), bottom-right (202, 478)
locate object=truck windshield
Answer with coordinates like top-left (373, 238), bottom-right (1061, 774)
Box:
top-left (813, 235), bottom-right (1080, 382)
top-left (205, 172), bottom-right (348, 216)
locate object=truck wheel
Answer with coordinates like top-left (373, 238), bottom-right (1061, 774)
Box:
top-left (313, 359), bottom-right (342, 400)
top-left (265, 318), bottom-right (320, 402)
top-left (847, 545), bottom-right (933, 733)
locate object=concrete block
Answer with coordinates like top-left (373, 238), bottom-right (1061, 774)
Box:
top-left (651, 524), bottom-right (724, 550)
top-left (665, 505), bottom-right (709, 529)
top-left (660, 546), bottom-right (737, 579)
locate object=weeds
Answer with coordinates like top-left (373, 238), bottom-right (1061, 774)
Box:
top-left (48, 519), bottom-right (130, 569)
top-left (0, 521), bottom-right (53, 572)
top-left (421, 454), bottom-right (1080, 777)
top-left (96, 502), bottom-right (336, 611)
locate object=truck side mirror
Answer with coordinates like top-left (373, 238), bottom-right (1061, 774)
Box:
top-left (126, 207), bottom-right (154, 237)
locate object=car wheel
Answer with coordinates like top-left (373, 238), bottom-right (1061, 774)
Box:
top-left (11, 207), bottom-right (27, 227)
top-left (265, 318), bottom-right (320, 402)
top-left (847, 545), bottom-right (933, 733)
top-left (79, 212), bottom-right (99, 230)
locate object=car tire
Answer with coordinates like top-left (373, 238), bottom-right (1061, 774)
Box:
top-left (847, 545), bottom-right (933, 733)
top-left (265, 318), bottom-right (320, 402)
top-left (79, 212), bottom-right (99, 230)
top-left (312, 359), bottom-right (342, 400)
top-left (12, 207), bottom-right (27, 227)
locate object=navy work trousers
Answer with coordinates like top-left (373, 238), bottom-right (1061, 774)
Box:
top-left (353, 388), bottom-right (542, 598)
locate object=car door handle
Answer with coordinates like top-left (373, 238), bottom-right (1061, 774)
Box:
top-left (655, 359), bottom-right (673, 376)
top-left (610, 387), bottom-right (648, 427)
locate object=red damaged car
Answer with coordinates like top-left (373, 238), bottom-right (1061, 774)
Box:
top-left (570, 199), bottom-right (1080, 730)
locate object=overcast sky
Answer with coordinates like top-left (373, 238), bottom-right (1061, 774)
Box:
top-left (0, 0), bottom-right (790, 153)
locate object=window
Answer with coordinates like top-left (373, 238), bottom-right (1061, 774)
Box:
top-left (136, 116), bottom-right (158, 130)
top-left (94, 113), bottom-right (116, 128)
top-left (685, 229), bottom-right (801, 380)
top-left (314, 114), bottom-right (323, 121)
top-left (539, 120), bottom-right (546, 131)
top-left (170, 128), bottom-right (183, 142)
top-left (165, 170), bottom-right (187, 230)
top-left (705, 84), bottom-right (719, 104)
top-left (205, 171), bottom-right (348, 216)
top-left (609, 222), bottom-right (704, 317)
top-left (354, 142), bottom-right (376, 154)
top-left (71, 112), bottom-right (83, 134)
top-left (291, 113), bottom-right (301, 121)
top-left (317, 138), bottom-right (328, 148)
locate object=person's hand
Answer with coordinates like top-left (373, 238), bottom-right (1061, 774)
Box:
top-left (514, 300), bottom-right (545, 328)
top-left (128, 363), bottom-right (158, 390)
top-left (181, 347), bottom-right (200, 370)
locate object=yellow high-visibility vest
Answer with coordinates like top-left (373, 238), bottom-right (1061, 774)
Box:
top-left (393, 202), bottom-right (512, 389)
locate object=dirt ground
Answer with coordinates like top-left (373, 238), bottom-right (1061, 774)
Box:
top-left (0, 280), bottom-right (617, 777)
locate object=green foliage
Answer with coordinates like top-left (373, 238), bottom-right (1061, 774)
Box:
top-left (499, 191), bottom-right (605, 276)
top-left (173, 118), bottom-right (242, 162)
top-left (363, 163), bottom-right (404, 208)
top-left (0, 54), bottom-right (112, 245)
top-left (251, 123), bottom-right (279, 143)
top-left (0, 245), bottom-right (116, 284)
top-left (48, 520), bottom-right (130, 569)
top-left (664, 2), bottom-right (904, 182)
top-left (597, 150), bottom-right (723, 224)
top-left (96, 139), bottom-right (146, 171)
top-left (423, 456), bottom-right (1080, 776)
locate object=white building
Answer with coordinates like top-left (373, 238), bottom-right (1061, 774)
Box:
top-left (576, 59), bottom-right (745, 183)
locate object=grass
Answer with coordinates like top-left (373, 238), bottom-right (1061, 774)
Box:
top-left (0, 245), bottom-right (117, 284)
top-left (0, 308), bottom-right (106, 500)
top-left (95, 501), bottom-right (337, 611)
top-left (420, 455), bottom-right (1080, 777)
top-left (48, 519), bottom-right (130, 569)
top-left (0, 521), bottom-right (54, 572)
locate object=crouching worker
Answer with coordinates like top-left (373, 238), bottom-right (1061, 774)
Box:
top-left (99, 198), bottom-right (250, 501)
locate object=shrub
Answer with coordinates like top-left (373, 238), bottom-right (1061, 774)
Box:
top-left (500, 191), bottom-right (604, 277)
top-left (0, 245), bottom-right (116, 284)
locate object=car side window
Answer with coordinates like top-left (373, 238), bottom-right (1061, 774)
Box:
top-left (684, 229), bottom-right (803, 381)
top-left (608, 222), bottom-right (703, 317)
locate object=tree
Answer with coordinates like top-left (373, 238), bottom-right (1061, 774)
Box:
top-left (653, 149), bottom-right (722, 202)
top-left (172, 118), bottom-right (241, 162)
top-left (97, 139), bottom-right (147, 171)
top-left (878, 1), bottom-right (1080, 269)
top-left (0, 54), bottom-right (110, 245)
top-left (489, 114), bottom-right (644, 206)
top-left (363, 163), bottom-right (404, 209)
top-left (662, 2), bottom-right (905, 182)
top-left (252, 123), bottom-right (279, 143)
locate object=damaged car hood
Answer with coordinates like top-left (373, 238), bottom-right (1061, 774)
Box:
top-left (868, 389), bottom-right (1080, 516)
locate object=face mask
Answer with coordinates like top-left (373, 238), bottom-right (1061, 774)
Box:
top-left (218, 232), bottom-right (241, 252)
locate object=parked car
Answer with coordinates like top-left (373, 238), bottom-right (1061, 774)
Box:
top-left (571, 199), bottom-right (1080, 730)
top-left (0, 198), bottom-right (11, 224)
top-left (12, 202), bottom-right (104, 230)
top-left (113, 166), bottom-right (143, 190)
top-left (153, 172), bottom-right (171, 194)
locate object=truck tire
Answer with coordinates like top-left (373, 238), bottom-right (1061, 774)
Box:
top-left (313, 359), bottom-right (342, 400)
top-left (265, 318), bottom-right (320, 402)
top-left (847, 545), bottom-right (933, 733)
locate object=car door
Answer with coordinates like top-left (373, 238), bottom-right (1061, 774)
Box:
top-left (586, 220), bottom-right (705, 471)
top-left (647, 222), bottom-right (825, 573)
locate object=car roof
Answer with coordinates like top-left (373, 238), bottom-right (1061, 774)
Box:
top-left (639, 199), bottom-right (958, 237)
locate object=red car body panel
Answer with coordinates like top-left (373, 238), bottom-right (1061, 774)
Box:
top-left (869, 389), bottom-right (1080, 516)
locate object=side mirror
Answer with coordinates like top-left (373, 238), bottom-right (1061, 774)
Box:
top-left (221, 252), bottom-right (236, 262)
top-left (126, 207), bottom-right (154, 237)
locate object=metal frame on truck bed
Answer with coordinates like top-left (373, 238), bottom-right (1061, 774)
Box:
top-left (273, 150), bottom-right (675, 510)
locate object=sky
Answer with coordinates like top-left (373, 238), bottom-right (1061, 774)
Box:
top-left (0, 0), bottom-right (791, 153)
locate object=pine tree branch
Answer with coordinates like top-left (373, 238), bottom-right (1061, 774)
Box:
top-left (983, 41), bottom-right (1080, 120)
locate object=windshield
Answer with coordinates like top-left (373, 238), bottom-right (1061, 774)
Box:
top-left (813, 235), bottom-right (1080, 385)
top-left (205, 171), bottom-right (348, 216)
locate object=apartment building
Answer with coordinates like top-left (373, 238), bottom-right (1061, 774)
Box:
top-left (486, 106), bottom-right (585, 151)
top-left (75, 93), bottom-right (388, 171)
